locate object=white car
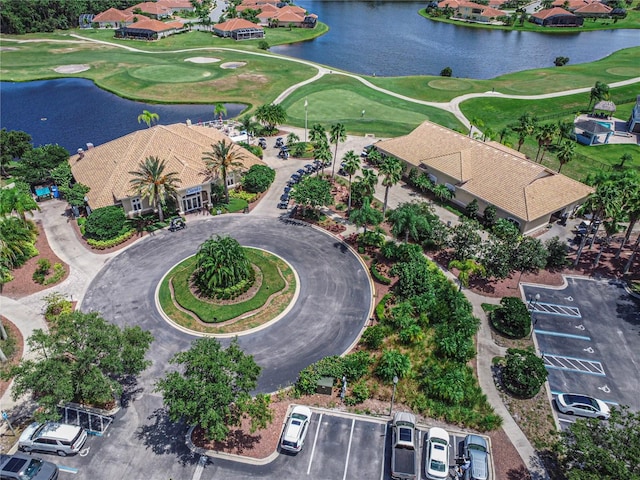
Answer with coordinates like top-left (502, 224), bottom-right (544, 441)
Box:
top-left (19, 422), bottom-right (87, 456)
top-left (280, 406), bottom-right (312, 453)
top-left (425, 427), bottom-right (450, 480)
top-left (556, 393), bottom-right (610, 419)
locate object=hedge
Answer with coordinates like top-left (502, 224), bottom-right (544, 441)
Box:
top-left (375, 293), bottom-right (393, 322)
top-left (87, 229), bottom-right (135, 249)
top-left (370, 261), bottom-right (392, 285)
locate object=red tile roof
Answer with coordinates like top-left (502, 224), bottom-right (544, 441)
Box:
top-left (93, 8), bottom-right (132, 22)
top-left (126, 2), bottom-right (171, 16)
top-left (126, 18), bottom-right (183, 32)
top-left (532, 7), bottom-right (573, 19)
top-left (574, 2), bottom-right (612, 13)
top-left (480, 6), bottom-right (504, 17)
top-left (214, 18), bottom-right (264, 32)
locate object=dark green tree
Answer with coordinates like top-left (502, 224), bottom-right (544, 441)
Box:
top-left (491, 297), bottom-right (531, 338)
top-left (242, 165), bottom-right (275, 193)
top-left (291, 176), bottom-right (332, 217)
top-left (375, 349), bottom-right (411, 382)
top-left (342, 150), bottom-right (361, 215)
top-left (559, 406), bottom-right (640, 480)
top-left (84, 205), bottom-right (128, 241)
top-left (202, 140), bottom-right (248, 205)
top-left (329, 123), bottom-right (346, 178)
top-left (129, 156), bottom-right (180, 222)
top-left (483, 204), bottom-right (497, 227)
top-left (379, 157), bottom-right (404, 218)
top-left (465, 199), bottom-right (479, 219)
top-left (350, 197), bottom-right (383, 235)
top-left (155, 337), bottom-right (273, 442)
top-left (12, 144), bottom-right (69, 185)
top-left (511, 236), bottom-right (547, 283)
top-left (440, 66), bottom-right (452, 77)
top-left (2, 310), bottom-right (153, 420)
top-left (502, 348), bottom-right (547, 398)
top-left (545, 236), bottom-right (569, 269)
top-left (255, 103), bottom-right (287, 134)
top-left (449, 219), bottom-right (482, 261)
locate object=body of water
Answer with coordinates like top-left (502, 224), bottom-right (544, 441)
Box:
top-left (0, 78), bottom-right (245, 152)
top-left (271, 1), bottom-right (640, 78)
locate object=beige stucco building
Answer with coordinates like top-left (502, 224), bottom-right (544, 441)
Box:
top-left (69, 123), bottom-right (264, 217)
top-left (375, 121), bottom-right (594, 234)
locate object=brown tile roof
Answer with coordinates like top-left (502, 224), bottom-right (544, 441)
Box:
top-left (480, 6), bottom-right (504, 17)
top-left (375, 121), bottom-right (593, 222)
top-left (93, 8), bottom-right (131, 22)
top-left (157, 0), bottom-right (194, 8)
top-left (214, 18), bottom-right (264, 31)
top-left (126, 2), bottom-right (171, 15)
top-left (438, 0), bottom-right (462, 8)
top-left (273, 9), bottom-right (305, 22)
top-left (123, 18), bottom-right (183, 32)
top-left (69, 123), bottom-right (265, 209)
top-left (551, 0), bottom-right (589, 9)
top-left (575, 2), bottom-right (612, 13)
top-left (533, 6), bottom-right (573, 18)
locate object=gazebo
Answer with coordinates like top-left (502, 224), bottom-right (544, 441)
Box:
top-left (592, 100), bottom-right (616, 118)
top-left (574, 119), bottom-right (614, 146)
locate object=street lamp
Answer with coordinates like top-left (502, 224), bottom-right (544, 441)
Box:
top-left (528, 293), bottom-right (540, 310)
top-left (304, 98), bottom-right (308, 143)
top-left (389, 375), bottom-right (399, 415)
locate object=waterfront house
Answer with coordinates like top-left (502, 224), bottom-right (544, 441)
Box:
top-left (374, 121), bottom-right (593, 234)
top-left (574, 2), bottom-right (613, 17)
top-left (458, 2), bottom-right (504, 22)
top-left (115, 18), bottom-right (187, 40)
top-left (68, 123), bottom-right (264, 217)
top-left (92, 8), bottom-right (138, 28)
top-left (550, 0), bottom-right (589, 11)
top-left (530, 7), bottom-right (584, 26)
top-left (627, 96), bottom-right (640, 134)
top-left (213, 18), bottom-right (265, 40)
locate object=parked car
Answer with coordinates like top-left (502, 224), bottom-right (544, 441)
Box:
top-left (0, 453), bottom-right (59, 480)
top-left (296, 168), bottom-right (306, 176)
top-left (290, 173), bottom-right (301, 183)
top-left (280, 406), bottom-right (312, 453)
top-left (462, 434), bottom-right (489, 480)
top-left (19, 422), bottom-right (87, 457)
top-left (574, 220), bottom-right (600, 235)
top-left (280, 193), bottom-right (290, 202)
top-left (283, 186), bottom-right (291, 194)
top-left (425, 427), bottom-right (450, 480)
top-left (304, 164), bottom-right (315, 173)
top-left (277, 201), bottom-right (289, 209)
top-left (274, 137), bottom-right (284, 148)
top-left (556, 393), bottom-right (610, 419)
top-left (258, 138), bottom-right (267, 149)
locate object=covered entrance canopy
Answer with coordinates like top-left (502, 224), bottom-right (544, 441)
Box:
top-left (574, 119), bottom-right (613, 145)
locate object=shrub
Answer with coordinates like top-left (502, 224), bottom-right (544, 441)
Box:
top-left (465, 199), bottom-right (479, 219)
top-left (492, 218), bottom-right (520, 241)
top-left (361, 325), bottom-right (387, 349)
top-left (342, 351), bottom-right (373, 380)
top-left (242, 164), bottom-right (275, 193)
top-left (545, 236), bottom-right (570, 269)
top-left (229, 189), bottom-right (258, 203)
top-left (32, 258), bottom-right (51, 284)
top-left (491, 296), bottom-right (531, 338)
top-left (44, 263), bottom-right (65, 285)
top-left (84, 206), bottom-right (128, 241)
top-left (345, 380), bottom-right (370, 406)
top-left (502, 348), bottom-right (548, 398)
top-left (375, 349), bottom-right (411, 382)
top-left (398, 322), bottom-right (424, 345)
top-left (87, 229), bottom-right (134, 249)
top-left (370, 262), bottom-right (392, 285)
top-left (434, 324), bottom-right (476, 363)
top-left (375, 293), bottom-right (393, 322)
top-left (483, 204), bottom-right (497, 227)
top-left (237, 142), bottom-right (263, 159)
top-left (43, 292), bottom-right (73, 322)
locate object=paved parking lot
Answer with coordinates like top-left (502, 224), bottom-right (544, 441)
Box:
top-left (523, 277), bottom-right (640, 425)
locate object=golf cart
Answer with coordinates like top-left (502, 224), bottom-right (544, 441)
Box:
top-left (169, 217), bottom-right (186, 232)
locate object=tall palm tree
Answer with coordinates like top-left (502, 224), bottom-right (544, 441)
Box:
top-left (238, 114), bottom-right (259, 137)
top-left (388, 202), bottom-right (426, 243)
top-left (593, 216), bottom-right (622, 268)
top-left (433, 184), bottom-right (454, 203)
top-left (588, 81), bottom-right (610, 110)
top-left (358, 168), bottom-right (378, 199)
top-left (535, 123), bottom-right (556, 163)
top-left (379, 157), bottom-right (404, 218)
top-left (0, 187), bottom-right (40, 222)
top-left (214, 103), bottom-right (227, 124)
top-left (313, 143), bottom-right (332, 177)
top-left (0, 216), bottom-right (37, 271)
top-left (615, 170), bottom-right (640, 259)
top-left (448, 259), bottom-right (486, 291)
top-left (329, 123), bottom-right (346, 178)
top-left (512, 113), bottom-right (537, 152)
top-left (309, 123), bottom-right (327, 147)
top-left (137, 110), bottom-right (159, 128)
top-left (349, 197), bottom-right (382, 235)
top-left (202, 140), bottom-right (247, 204)
top-left (129, 156), bottom-right (180, 222)
top-left (342, 150), bottom-right (360, 215)
top-left (286, 132), bottom-right (300, 146)
top-left (556, 140), bottom-right (575, 173)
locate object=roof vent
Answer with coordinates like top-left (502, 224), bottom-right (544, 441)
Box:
top-left (77, 148), bottom-right (84, 160)
top-left (86, 143), bottom-right (94, 149)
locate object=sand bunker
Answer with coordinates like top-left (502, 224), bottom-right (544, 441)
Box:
top-left (220, 62), bottom-right (247, 69)
top-left (54, 64), bottom-right (90, 74)
top-left (0, 47), bottom-right (19, 52)
top-left (185, 57), bottom-right (220, 63)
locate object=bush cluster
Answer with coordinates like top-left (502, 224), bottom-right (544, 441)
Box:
top-left (206, 271), bottom-right (255, 301)
top-left (242, 165), bottom-right (275, 193)
top-left (491, 297), bottom-right (531, 338)
top-left (502, 348), bottom-right (548, 398)
top-left (84, 206), bottom-right (128, 241)
top-left (294, 352), bottom-right (372, 397)
top-left (87, 229), bottom-right (134, 249)
top-left (32, 259), bottom-right (51, 284)
top-left (370, 262), bottom-right (392, 285)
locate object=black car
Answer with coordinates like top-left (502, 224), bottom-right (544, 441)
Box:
top-left (283, 186), bottom-right (291, 194)
top-left (278, 150), bottom-right (290, 159)
top-left (280, 193), bottom-right (290, 202)
top-left (274, 137), bottom-right (284, 148)
top-left (304, 164), bottom-right (315, 173)
top-left (296, 168), bottom-right (306, 176)
top-left (258, 138), bottom-right (267, 148)
top-left (290, 173), bottom-right (301, 183)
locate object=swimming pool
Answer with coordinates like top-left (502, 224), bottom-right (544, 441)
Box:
top-left (597, 121), bottom-right (613, 130)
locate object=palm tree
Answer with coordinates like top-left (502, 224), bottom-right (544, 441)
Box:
top-left (448, 259), bottom-right (486, 291)
top-left (358, 168), bottom-right (378, 199)
top-left (129, 156), bottom-right (180, 222)
top-left (469, 117), bottom-right (484, 138)
top-left (0, 187), bottom-right (40, 222)
top-left (286, 132), bottom-right (300, 147)
top-left (255, 104), bottom-right (286, 134)
top-left (432, 184), bottom-right (454, 203)
top-left (615, 171), bottom-right (640, 259)
top-left (535, 123), bottom-right (556, 163)
top-left (618, 153), bottom-right (633, 168)
top-left (313, 143), bottom-right (332, 177)
top-left (202, 140), bottom-right (247, 204)
top-left (388, 203), bottom-right (427, 243)
top-left (349, 197), bottom-right (383, 235)
top-left (342, 150), bottom-right (360, 215)
top-left (137, 110), bottom-right (159, 128)
top-left (556, 120), bottom-right (574, 145)
top-left (512, 113), bottom-right (537, 152)
top-left (238, 114), bottom-right (259, 137)
top-left (593, 216), bottom-right (622, 268)
top-left (194, 235), bottom-right (252, 296)
top-left (556, 140), bottom-right (575, 173)
top-left (379, 157), bottom-right (404, 218)
top-left (214, 103), bottom-right (227, 124)
top-left (329, 123), bottom-right (346, 178)
top-left (0, 216), bottom-right (37, 271)
top-left (588, 81), bottom-right (610, 110)
top-left (309, 123), bottom-right (327, 147)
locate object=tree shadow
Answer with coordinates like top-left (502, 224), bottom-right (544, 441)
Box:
top-left (135, 407), bottom-right (198, 466)
top-left (193, 426), bottom-right (262, 455)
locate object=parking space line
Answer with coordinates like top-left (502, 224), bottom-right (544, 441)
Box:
top-left (543, 353), bottom-right (606, 376)
top-left (534, 330), bottom-right (591, 341)
top-left (558, 418), bottom-right (575, 424)
top-left (59, 466), bottom-right (79, 474)
top-left (379, 423), bottom-right (388, 480)
top-left (342, 418), bottom-right (355, 480)
top-left (307, 412), bottom-right (322, 475)
top-left (531, 302), bottom-right (581, 317)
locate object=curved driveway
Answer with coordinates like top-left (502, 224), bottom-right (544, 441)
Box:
top-left (81, 215), bottom-right (372, 392)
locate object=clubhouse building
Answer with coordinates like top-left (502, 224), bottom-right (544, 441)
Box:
top-left (68, 123), bottom-right (264, 217)
top-left (375, 121), bottom-right (593, 234)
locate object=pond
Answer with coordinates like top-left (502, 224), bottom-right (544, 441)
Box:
top-left (0, 78), bottom-right (246, 152)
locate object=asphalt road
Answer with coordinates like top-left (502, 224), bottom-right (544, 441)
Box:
top-left (523, 277), bottom-right (640, 423)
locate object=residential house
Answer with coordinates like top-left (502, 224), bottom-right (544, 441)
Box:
top-left (551, 0), bottom-right (589, 11)
top-left (115, 18), bottom-right (188, 40)
top-left (213, 18), bottom-right (265, 39)
top-left (125, 2), bottom-right (172, 19)
top-left (574, 2), bottom-right (613, 17)
top-left (374, 121), bottom-right (593, 234)
top-left (156, 0), bottom-right (196, 14)
top-left (458, 2), bottom-right (504, 22)
top-left (92, 8), bottom-right (138, 28)
top-left (531, 7), bottom-right (584, 25)
top-left (68, 123), bottom-right (265, 217)
top-left (627, 95), bottom-right (640, 133)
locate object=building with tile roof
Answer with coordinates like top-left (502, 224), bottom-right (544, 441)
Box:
top-left (551, 0), bottom-right (590, 11)
top-left (115, 18), bottom-right (187, 39)
top-left (375, 121), bottom-right (593, 234)
top-left (125, 2), bottom-right (172, 19)
top-left (92, 8), bottom-right (137, 28)
top-left (156, 0), bottom-right (196, 14)
top-left (69, 123), bottom-right (265, 216)
top-left (213, 18), bottom-right (265, 39)
top-left (530, 7), bottom-right (584, 26)
top-left (574, 2), bottom-right (613, 16)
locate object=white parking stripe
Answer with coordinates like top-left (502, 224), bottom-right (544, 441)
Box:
top-left (191, 455), bottom-right (207, 480)
top-left (342, 419), bottom-right (355, 480)
top-left (307, 412), bottom-right (323, 475)
top-left (380, 423), bottom-right (388, 480)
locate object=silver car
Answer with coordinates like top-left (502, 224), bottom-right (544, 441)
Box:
top-left (19, 422), bottom-right (87, 457)
top-left (556, 393), bottom-right (610, 419)
top-left (0, 453), bottom-right (59, 480)
top-left (462, 434), bottom-right (489, 480)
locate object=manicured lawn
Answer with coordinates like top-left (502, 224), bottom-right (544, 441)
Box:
top-left (279, 74), bottom-right (465, 137)
top-left (163, 248), bottom-right (287, 323)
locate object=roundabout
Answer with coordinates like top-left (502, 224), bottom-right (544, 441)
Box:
top-left (81, 215), bottom-right (373, 392)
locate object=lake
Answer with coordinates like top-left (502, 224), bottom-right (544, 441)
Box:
top-left (0, 78), bottom-right (245, 153)
top-left (271, 1), bottom-right (640, 78)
